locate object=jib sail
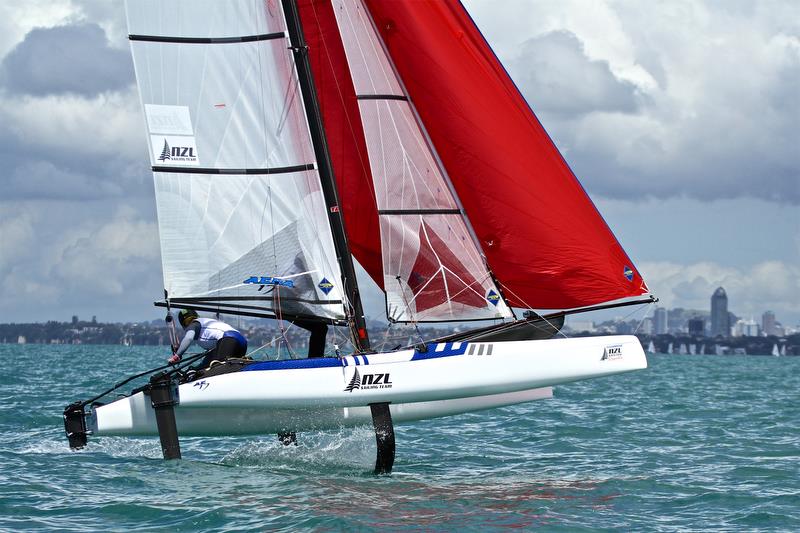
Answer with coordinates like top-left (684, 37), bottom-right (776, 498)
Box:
top-left (126, 0), bottom-right (349, 323)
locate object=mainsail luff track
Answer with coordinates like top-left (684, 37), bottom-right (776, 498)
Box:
top-left (282, 0), bottom-right (370, 350)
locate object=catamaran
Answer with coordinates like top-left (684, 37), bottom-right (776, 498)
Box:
top-left (64, 0), bottom-right (655, 473)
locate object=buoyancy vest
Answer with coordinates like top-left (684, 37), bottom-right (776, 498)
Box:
top-left (195, 318), bottom-right (238, 350)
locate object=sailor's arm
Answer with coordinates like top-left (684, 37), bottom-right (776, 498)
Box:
top-left (168, 321), bottom-right (201, 363)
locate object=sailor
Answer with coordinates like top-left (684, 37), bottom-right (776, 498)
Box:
top-left (168, 309), bottom-right (248, 367)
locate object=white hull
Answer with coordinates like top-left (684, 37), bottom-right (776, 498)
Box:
top-left (91, 335), bottom-right (646, 436)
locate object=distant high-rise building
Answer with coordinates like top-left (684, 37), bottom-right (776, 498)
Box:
top-left (710, 287), bottom-right (729, 337)
top-left (733, 318), bottom-right (759, 337)
top-left (762, 311), bottom-right (777, 336)
top-left (654, 307), bottom-right (668, 334)
top-left (688, 317), bottom-right (705, 336)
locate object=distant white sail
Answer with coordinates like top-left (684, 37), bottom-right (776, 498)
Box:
top-left (126, 0), bottom-right (346, 321)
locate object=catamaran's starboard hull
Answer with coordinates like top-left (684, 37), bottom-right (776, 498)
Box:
top-left (91, 336), bottom-right (646, 436)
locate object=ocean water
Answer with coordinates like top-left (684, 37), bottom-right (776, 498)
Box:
top-left (1, 344), bottom-right (798, 532)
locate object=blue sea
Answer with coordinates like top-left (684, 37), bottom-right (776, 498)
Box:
top-left (1, 344), bottom-right (798, 531)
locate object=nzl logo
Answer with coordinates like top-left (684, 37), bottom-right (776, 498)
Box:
top-left (158, 139), bottom-right (196, 162)
top-left (343, 368), bottom-right (393, 392)
top-left (193, 380), bottom-right (209, 390)
top-left (601, 345), bottom-right (623, 361)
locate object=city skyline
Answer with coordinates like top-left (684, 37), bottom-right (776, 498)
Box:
top-left (636, 285), bottom-right (794, 337)
top-left (0, 1), bottom-right (797, 325)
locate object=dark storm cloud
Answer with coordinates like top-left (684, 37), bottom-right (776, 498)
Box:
top-left (0, 23), bottom-right (133, 97)
top-left (509, 31), bottom-right (641, 117)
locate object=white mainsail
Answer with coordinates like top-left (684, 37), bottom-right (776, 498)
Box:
top-left (329, 0), bottom-right (512, 323)
top-left (127, 0), bottom-right (347, 321)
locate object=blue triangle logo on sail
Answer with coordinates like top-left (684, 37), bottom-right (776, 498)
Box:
top-left (318, 277), bottom-right (334, 295)
top-left (623, 266), bottom-right (634, 281)
top-left (486, 289), bottom-right (500, 306)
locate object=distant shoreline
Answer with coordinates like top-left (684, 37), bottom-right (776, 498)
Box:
top-left (1, 320), bottom-right (796, 356)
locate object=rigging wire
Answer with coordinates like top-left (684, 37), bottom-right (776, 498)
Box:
top-left (496, 281), bottom-right (570, 339)
top-left (632, 301), bottom-right (657, 335)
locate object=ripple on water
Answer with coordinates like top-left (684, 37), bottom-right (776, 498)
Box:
top-left (0, 347), bottom-right (799, 531)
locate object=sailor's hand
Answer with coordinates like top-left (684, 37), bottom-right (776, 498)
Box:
top-left (168, 354), bottom-right (181, 365)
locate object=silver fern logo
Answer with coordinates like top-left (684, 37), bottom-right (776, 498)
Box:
top-left (344, 368), bottom-right (361, 392)
top-left (158, 140), bottom-right (171, 161)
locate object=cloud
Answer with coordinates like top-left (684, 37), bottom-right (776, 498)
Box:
top-left (0, 23), bottom-right (133, 97)
top-left (0, 205), bottom-right (162, 322)
top-left (641, 260), bottom-right (800, 324)
top-left (0, 89), bottom-right (150, 202)
top-left (508, 31), bottom-right (640, 117)
top-left (0, 205), bottom-right (37, 280)
top-left (469, 0), bottom-right (800, 205)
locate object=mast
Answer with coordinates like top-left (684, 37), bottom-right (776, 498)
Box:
top-left (282, 0), bottom-right (370, 351)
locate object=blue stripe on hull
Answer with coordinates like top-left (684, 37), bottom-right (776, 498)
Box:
top-left (242, 342), bottom-right (470, 372)
top-left (411, 342), bottom-right (469, 361)
top-left (243, 358), bottom-right (342, 372)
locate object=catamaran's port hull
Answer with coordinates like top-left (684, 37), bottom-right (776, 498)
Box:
top-left (91, 335), bottom-right (646, 437)
top-left (91, 387), bottom-right (554, 436)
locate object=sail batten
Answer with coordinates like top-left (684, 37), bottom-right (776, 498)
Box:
top-left (128, 32), bottom-right (286, 44)
top-left (356, 94), bottom-right (408, 101)
top-left (378, 209), bottom-right (462, 216)
top-left (151, 164), bottom-right (316, 175)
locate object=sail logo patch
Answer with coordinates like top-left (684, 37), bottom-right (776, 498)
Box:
top-left (623, 266), bottom-right (634, 281)
top-left (318, 277), bottom-right (334, 295)
top-left (243, 276), bottom-right (294, 289)
top-left (601, 345), bottom-right (623, 361)
top-left (150, 135), bottom-right (199, 166)
top-left (145, 104), bottom-right (193, 135)
top-left (486, 290), bottom-right (500, 306)
top-left (344, 368), bottom-right (393, 392)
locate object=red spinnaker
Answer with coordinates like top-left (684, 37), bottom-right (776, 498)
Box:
top-left (408, 221), bottom-right (487, 313)
top-left (362, 0), bottom-right (647, 310)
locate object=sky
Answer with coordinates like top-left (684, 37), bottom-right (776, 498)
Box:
top-left (0, 0), bottom-right (798, 328)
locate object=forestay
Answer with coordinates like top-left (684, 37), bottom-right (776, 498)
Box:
top-left (126, 0), bottom-right (347, 322)
top-left (329, 0), bottom-right (512, 323)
